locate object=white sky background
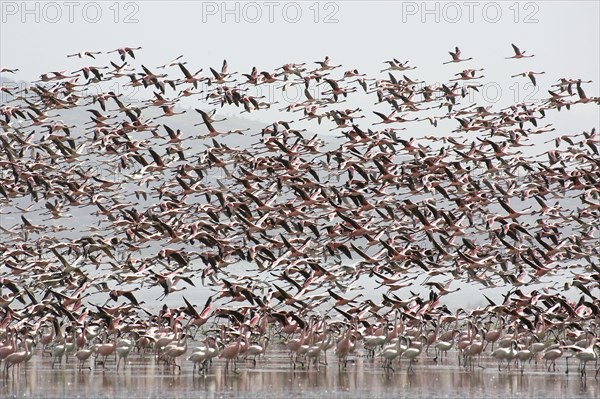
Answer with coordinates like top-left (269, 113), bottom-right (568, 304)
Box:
top-left (1, 0), bottom-right (599, 130)
top-left (1, 1), bottom-right (599, 309)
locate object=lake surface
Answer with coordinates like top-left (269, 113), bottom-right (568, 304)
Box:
top-left (1, 344), bottom-right (597, 399)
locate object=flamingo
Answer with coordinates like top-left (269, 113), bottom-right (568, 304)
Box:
top-left (67, 51), bottom-right (102, 59)
top-left (75, 348), bottom-right (94, 372)
top-left (373, 110), bottom-right (417, 125)
top-left (511, 71), bottom-right (545, 86)
top-left (506, 43), bottom-right (535, 59)
top-left (543, 343), bottom-right (563, 372)
top-left (3, 339), bottom-right (32, 375)
top-left (443, 47), bottom-right (473, 64)
top-left (286, 323), bottom-right (309, 369)
top-left (492, 340), bottom-right (518, 370)
top-left (515, 343), bottom-right (533, 375)
top-left (402, 336), bottom-right (424, 373)
top-left (182, 296), bottom-right (214, 337)
top-left (314, 56), bottom-right (341, 71)
top-left (116, 338), bottom-right (133, 372)
top-left (363, 321), bottom-right (390, 358)
top-left (50, 340), bottom-right (67, 369)
top-left (305, 333), bottom-right (330, 370)
top-left (155, 105), bottom-right (186, 118)
top-left (164, 332), bottom-right (188, 372)
top-left (564, 334), bottom-right (598, 377)
top-left (157, 55), bottom-right (185, 69)
top-left (434, 337), bottom-right (455, 363)
top-left (335, 323), bottom-right (354, 369)
top-left (188, 349), bottom-right (211, 374)
top-left (483, 316), bottom-right (504, 351)
top-left (0, 43), bottom-right (599, 385)
top-left (463, 330), bottom-right (485, 369)
top-left (244, 336), bottom-right (269, 366)
top-left (177, 62), bottom-right (204, 88)
top-left (379, 335), bottom-right (406, 372)
top-left (107, 46), bottom-right (142, 61)
top-left (219, 329), bottom-right (244, 373)
top-left (94, 336), bottom-right (117, 370)
top-left (381, 59), bottom-right (416, 72)
top-left (0, 330), bottom-right (17, 366)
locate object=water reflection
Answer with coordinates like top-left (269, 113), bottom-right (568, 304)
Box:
top-left (1, 347), bottom-right (597, 398)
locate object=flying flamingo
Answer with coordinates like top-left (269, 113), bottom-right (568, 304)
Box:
top-left (506, 43), bottom-right (535, 59)
top-left (67, 50), bottom-right (102, 59)
top-left (511, 71), bottom-right (545, 86)
top-left (183, 296), bottom-right (214, 337)
top-left (107, 46), bottom-right (142, 61)
top-left (443, 47), bottom-right (473, 64)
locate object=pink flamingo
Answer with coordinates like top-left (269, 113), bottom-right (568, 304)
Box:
top-left (335, 323), bottom-right (354, 369)
top-left (4, 338), bottom-right (32, 375)
top-left (94, 332), bottom-right (117, 370)
top-left (164, 331), bottom-right (188, 372)
top-left (219, 328), bottom-right (245, 373)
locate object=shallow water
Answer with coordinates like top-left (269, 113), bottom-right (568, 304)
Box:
top-left (1, 345), bottom-right (597, 399)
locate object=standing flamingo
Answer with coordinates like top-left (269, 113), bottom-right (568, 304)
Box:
top-left (116, 337), bottom-right (134, 372)
top-left (335, 323), bottom-right (354, 369)
top-left (75, 348), bottom-right (94, 372)
top-left (403, 336), bottom-right (425, 374)
top-left (165, 332), bottom-right (188, 372)
top-left (4, 339), bottom-right (32, 375)
top-left (219, 329), bottom-right (244, 373)
top-left (94, 333), bottom-right (117, 370)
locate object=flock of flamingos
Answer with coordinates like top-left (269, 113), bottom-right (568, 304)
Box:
top-left (0, 44), bottom-right (599, 380)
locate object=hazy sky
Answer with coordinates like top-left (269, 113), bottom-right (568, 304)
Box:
top-left (2, 0), bottom-right (598, 128)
